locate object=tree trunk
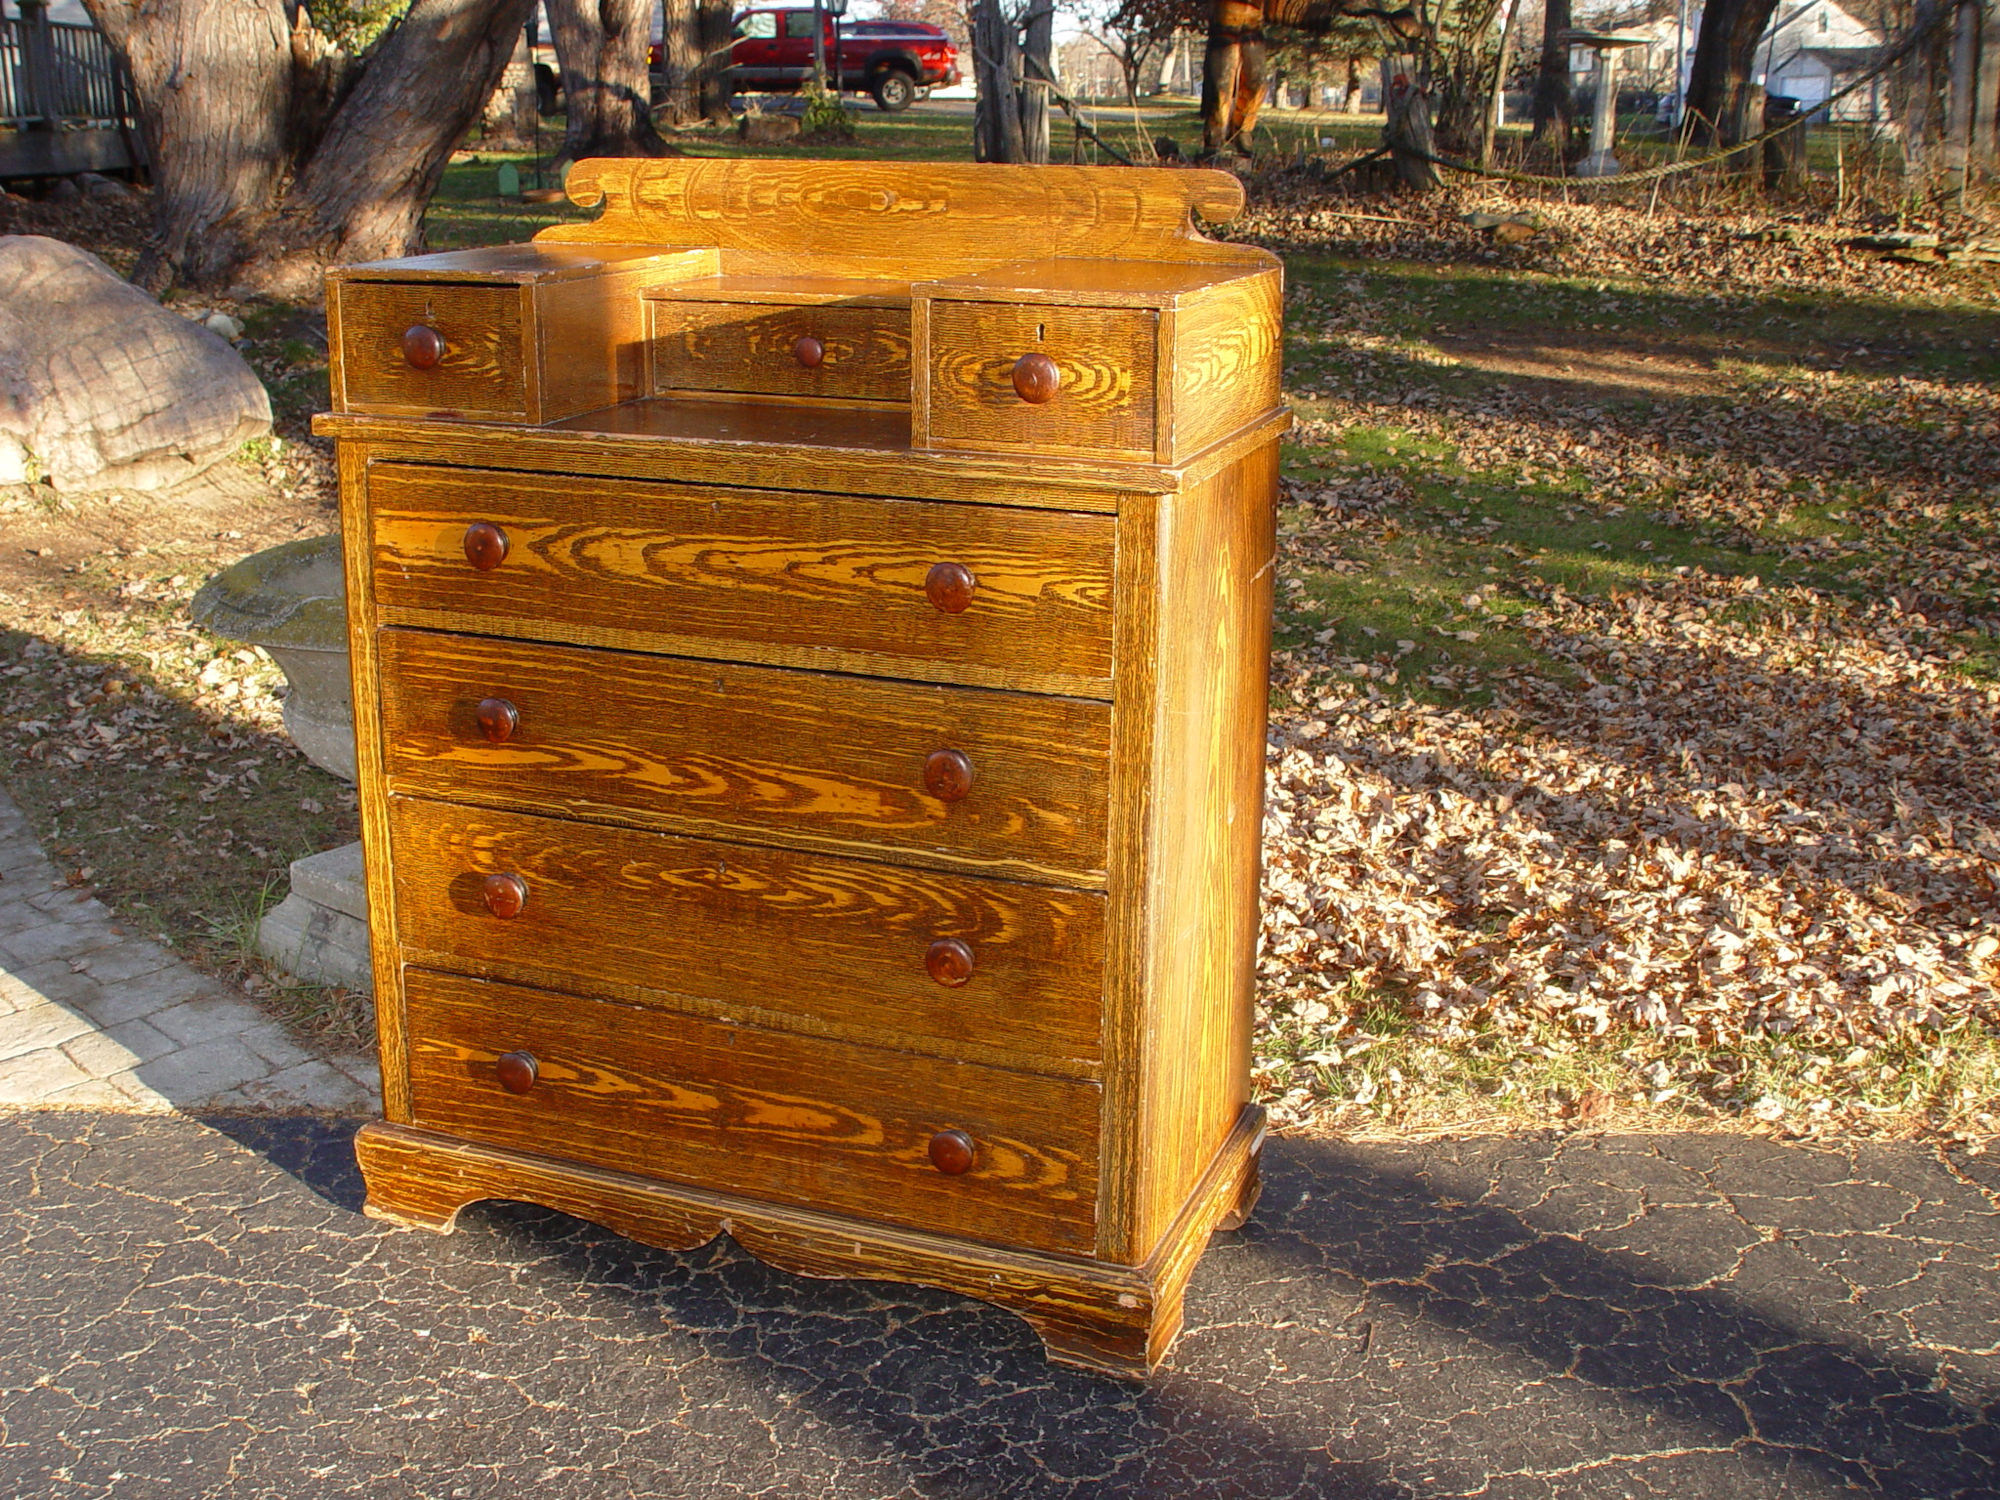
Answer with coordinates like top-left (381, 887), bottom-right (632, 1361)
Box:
top-left (1681, 0), bottom-right (1782, 148)
top-left (661, 0), bottom-right (702, 124)
top-left (1020, 0), bottom-right (1053, 162)
top-left (1480, 0), bottom-right (1523, 166)
top-left (1530, 0), bottom-right (1573, 156)
top-left (546, 0), bottom-right (672, 162)
top-left (1202, 0), bottom-right (1269, 156)
top-left (1386, 75), bottom-right (1443, 186)
top-left (84, 0), bottom-right (534, 296)
top-left (697, 0), bottom-right (737, 121)
top-left (972, 0), bottom-right (1029, 161)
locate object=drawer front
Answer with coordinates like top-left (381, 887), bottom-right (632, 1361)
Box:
top-left (926, 301), bottom-right (1156, 458)
top-left (388, 797), bottom-right (1105, 1071)
top-left (650, 301), bottom-right (909, 403)
top-left (404, 968), bottom-right (1100, 1254)
top-left (377, 629), bottom-right (1112, 886)
top-left (336, 282), bottom-right (529, 418)
top-left (368, 464), bottom-right (1114, 698)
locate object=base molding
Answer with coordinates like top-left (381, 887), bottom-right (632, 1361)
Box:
top-left (355, 1103), bottom-right (1264, 1378)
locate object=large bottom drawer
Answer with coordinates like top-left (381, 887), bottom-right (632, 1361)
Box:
top-left (404, 968), bottom-right (1101, 1255)
top-left (387, 795), bottom-right (1106, 1075)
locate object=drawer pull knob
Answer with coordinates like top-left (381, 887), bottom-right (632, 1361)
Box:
top-left (793, 334), bottom-right (825, 369)
top-left (929, 1129), bottom-right (976, 1176)
top-left (495, 1050), bottom-right (539, 1095)
top-left (475, 696), bottom-right (520, 743)
top-left (1012, 351), bottom-right (1060, 405)
top-left (923, 561), bottom-right (977, 614)
top-left (482, 872), bottom-right (529, 919)
top-left (922, 748), bottom-right (974, 803)
top-left (925, 937), bottom-right (975, 987)
top-left (462, 521), bottom-right (509, 572)
top-left (402, 324), bottom-right (446, 371)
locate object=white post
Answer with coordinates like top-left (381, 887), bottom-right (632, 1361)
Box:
top-left (1576, 46), bottom-right (1623, 174)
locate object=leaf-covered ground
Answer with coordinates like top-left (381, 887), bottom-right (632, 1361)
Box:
top-left (1237, 184), bottom-right (2000, 1142)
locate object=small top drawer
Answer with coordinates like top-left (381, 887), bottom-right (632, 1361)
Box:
top-left (914, 258), bottom-right (1283, 465)
top-left (334, 281), bottom-right (530, 420)
top-left (649, 300), bottom-right (910, 404)
top-left (923, 301), bottom-right (1158, 461)
top-left (328, 244), bottom-right (708, 423)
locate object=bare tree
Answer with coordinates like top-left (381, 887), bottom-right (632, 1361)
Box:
top-left (1528, 0), bottom-right (1573, 154)
top-left (83, 0), bottom-right (534, 296)
top-left (1680, 0), bottom-right (1783, 146)
top-left (971, 0), bottom-right (1054, 161)
top-left (659, 0), bottom-right (737, 124)
top-left (546, 0), bottom-right (674, 159)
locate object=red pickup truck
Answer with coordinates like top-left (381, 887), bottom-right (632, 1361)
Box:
top-left (727, 8), bottom-right (959, 113)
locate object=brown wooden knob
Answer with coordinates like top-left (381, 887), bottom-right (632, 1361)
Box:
top-left (925, 936), bottom-right (975, 986)
top-left (482, 872), bottom-right (528, 919)
top-left (793, 334), bottom-right (825, 369)
top-left (929, 1128), bottom-right (975, 1175)
top-left (924, 561), bottom-right (977, 614)
top-left (495, 1049), bottom-right (538, 1094)
top-left (923, 748), bottom-right (974, 803)
top-left (402, 324), bottom-right (445, 370)
top-left (463, 521), bottom-right (508, 572)
top-left (1012, 351), bottom-right (1060, 404)
top-left (475, 697), bottom-right (519, 744)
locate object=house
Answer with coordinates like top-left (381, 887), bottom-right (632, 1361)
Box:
top-left (1760, 0), bottom-right (1888, 121)
top-left (1571, 0), bottom-right (1887, 123)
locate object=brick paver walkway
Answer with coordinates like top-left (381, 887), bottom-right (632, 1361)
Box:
top-left (0, 788), bottom-right (377, 1112)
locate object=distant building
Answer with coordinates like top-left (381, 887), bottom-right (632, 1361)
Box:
top-left (1574, 0), bottom-right (1887, 122)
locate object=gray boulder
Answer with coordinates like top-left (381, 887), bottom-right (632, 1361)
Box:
top-left (0, 235), bottom-right (271, 492)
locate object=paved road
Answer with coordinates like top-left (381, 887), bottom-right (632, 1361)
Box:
top-left (3, 1111), bottom-right (1995, 1498)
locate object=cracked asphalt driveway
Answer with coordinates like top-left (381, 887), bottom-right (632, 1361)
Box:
top-left (1, 1112), bottom-right (1996, 1498)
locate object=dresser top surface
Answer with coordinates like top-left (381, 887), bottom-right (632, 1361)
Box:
top-left (314, 398), bottom-right (1289, 497)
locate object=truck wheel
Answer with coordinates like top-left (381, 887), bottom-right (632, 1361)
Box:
top-left (871, 69), bottom-right (917, 113)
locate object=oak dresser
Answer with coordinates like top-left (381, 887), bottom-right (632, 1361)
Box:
top-left (315, 159), bottom-right (1286, 1377)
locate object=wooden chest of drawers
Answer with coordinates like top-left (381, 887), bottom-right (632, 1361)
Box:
top-left (318, 160), bottom-right (1284, 1377)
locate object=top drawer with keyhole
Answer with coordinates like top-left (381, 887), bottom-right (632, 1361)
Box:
top-left (913, 258), bottom-right (1284, 466)
top-left (922, 302), bottom-right (1159, 461)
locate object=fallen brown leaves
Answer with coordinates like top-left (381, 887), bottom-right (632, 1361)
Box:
top-left (1248, 183), bottom-right (2000, 1139)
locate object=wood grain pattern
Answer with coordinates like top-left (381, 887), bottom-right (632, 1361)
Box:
top-left (923, 302), bottom-right (1157, 458)
top-left (337, 440), bottom-right (411, 1121)
top-left (918, 258), bottom-right (1273, 308)
top-left (354, 1102), bottom-right (1262, 1376)
top-left (338, 242), bottom-right (713, 284)
top-left (335, 281), bottom-right (529, 419)
top-left (367, 463), bottom-right (1116, 698)
top-left (649, 300), bottom-right (909, 402)
top-left (1170, 270), bottom-right (1284, 462)
top-left (386, 797), bottom-right (1106, 1070)
top-left (645, 274), bottom-right (910, 305)
top-left (375, 629), bottom-right (1112, 886)
top-left (1100, 443), bottom-right (1277, 1262)
top-left (542, 160), bottom-right (1267, 276)
top-left (401, 968), bottom-right (1102, 1255)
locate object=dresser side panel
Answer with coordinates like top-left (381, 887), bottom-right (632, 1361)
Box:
top-left (340, 443), bottom-right (412, 1119)
top-left (1128, 442), bottom-right (1277, 1256)
top-left (1172, 270), bottom-right (1284, 462)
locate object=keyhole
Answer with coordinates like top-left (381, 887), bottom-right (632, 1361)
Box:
top-left (1036, 323), bottom-right (1045, 341)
